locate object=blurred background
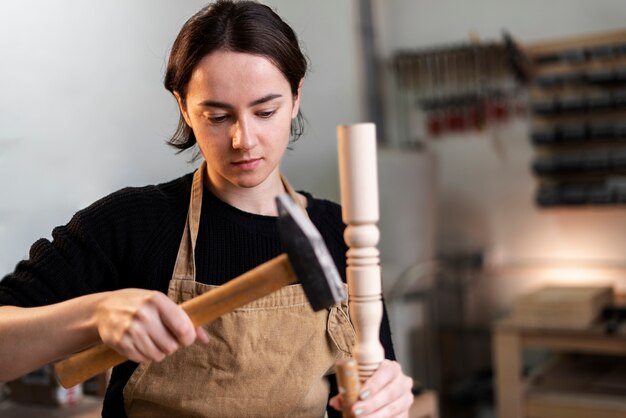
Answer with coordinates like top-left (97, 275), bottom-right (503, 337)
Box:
top-left (1, 1), bottom-right (626, 417)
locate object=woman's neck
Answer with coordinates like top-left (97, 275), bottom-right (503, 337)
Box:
top-left (205, 171), bottom-right (286, 216)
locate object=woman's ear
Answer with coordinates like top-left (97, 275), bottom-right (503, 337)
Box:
top-left (174, 91), bottom-right (192, 127)
top-left (291, 79), bottom-right (304, 119)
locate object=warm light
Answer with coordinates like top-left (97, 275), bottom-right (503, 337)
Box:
top-left (539, 266), bottom-right (615, 287)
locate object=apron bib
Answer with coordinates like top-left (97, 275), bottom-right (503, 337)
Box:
top-left (123, 162), bottom-right (355, 418)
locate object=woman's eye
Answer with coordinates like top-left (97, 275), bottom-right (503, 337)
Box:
top-left (257, 110), bottom-right (275, 119)
top-left (208, 114), bottom-right (229, 124)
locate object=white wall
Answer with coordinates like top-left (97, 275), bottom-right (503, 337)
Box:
top-left (374, 0), bottom-right (626, 297)
top-left (375, 0), bottom-right (626, 53)
top-left (0, 0), bottom-right (362, 274)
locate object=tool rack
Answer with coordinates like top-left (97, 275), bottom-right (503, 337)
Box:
top-left (525, 30), bottom-right (626, 206)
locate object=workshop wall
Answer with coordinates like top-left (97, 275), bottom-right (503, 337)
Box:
top-left (375, 0), bottom-right (626, 298)
top-left (0, 0), bottom-right (362, 275)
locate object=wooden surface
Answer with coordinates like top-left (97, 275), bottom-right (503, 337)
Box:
top-left (0, 396), bottom-right (102, 418)
top-left (493, 311), bottom-right (626, 418)
top-left (494, 329), bottom-right (524, 418)
top-left (524, 29), bottom-right (626, 58)
top-left (336, 358), bottom-right (360, 418)
top-left (511, 286), bottom-right (614, 329)
top-left (526, 390), bottom-right (626, 418)
top-left (409, 391), bottom-right (439, 418)
top-left (337, 123), bottom-right (385, 382)
top-left (0, 393), bottom-right (436, 417)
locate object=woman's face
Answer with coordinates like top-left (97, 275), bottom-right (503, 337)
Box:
top-left (177, 50), bottom-right (301, 190)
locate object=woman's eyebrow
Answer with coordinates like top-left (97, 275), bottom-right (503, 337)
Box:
top-left (249, 93), bottom-right (282, 106)
top-left (197, 93), bottom-right (282, 109)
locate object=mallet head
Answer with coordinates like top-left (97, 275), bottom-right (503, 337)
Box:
top-left (276, 194), bottom-right (347, 311)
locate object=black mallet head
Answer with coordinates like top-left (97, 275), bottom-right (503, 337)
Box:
top-left (275, 194), bottom-right (347, 311)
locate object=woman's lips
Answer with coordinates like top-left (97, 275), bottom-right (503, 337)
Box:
top-left (232, 158), bottom-right (261, 170)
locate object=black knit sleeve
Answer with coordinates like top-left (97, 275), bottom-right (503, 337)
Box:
top-left (0, 176), bottom-right (191, 308)
top-left (0, 199), bottom-right (132, 307)
top-left (0, 212), bottom-right (120, 308)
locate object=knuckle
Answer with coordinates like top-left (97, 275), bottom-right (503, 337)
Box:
top-left (126, 320), bottom-right (142, 338)
top-left (174, 323), bottom-right (194, 344)
top-left (171, 322), bottom-right (187, 338)
top-left (126, 305), bottom-right (149, 327)
top-left (117, 339), bottom-right (132, 351)
top-left (146, 290), bottom-right (163, 303)
top-left (132, 308), bottom-right (148, 323)
top-left (99, 331), bottom-right (114, 346)
top-left (107, 332), bottom-right (127, 349)
top-left (165, 342), bottom-right (179, 354)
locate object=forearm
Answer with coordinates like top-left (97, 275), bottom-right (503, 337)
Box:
top-left (0, 292), bottom-right (108, 382)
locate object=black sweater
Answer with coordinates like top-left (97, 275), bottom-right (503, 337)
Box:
top-left (0, 171), bottom-right (395, 417)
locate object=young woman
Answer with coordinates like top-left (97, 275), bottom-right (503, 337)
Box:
top-left (0, 1), bottom-right (413, 416)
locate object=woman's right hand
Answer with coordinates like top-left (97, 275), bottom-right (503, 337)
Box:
top-left (95, 289), bottom-right (209, 363)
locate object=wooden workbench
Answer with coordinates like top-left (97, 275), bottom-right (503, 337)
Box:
top-left (493, 316), bottom-right (626, 418)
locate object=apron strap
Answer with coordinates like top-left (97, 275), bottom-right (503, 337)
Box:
top-left (172, 161), bottom-right (206, 280)
top-left (280, 174), bottom-right (309, 218)
top-left (172, 161), bottom-right (307, 281)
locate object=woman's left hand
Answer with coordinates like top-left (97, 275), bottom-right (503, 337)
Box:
top-left (329, 359), bottom-right (414, 417)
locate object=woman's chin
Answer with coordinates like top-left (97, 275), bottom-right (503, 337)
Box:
top-left (229, 172), bottom-right (269, 189)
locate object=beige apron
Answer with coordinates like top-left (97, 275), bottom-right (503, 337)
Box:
top-left (123, 162), bottom-right (355, 418)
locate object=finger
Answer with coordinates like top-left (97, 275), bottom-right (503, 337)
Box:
top-left (152, 292), bottom-right (196, 346)
top-left (146, 318), bottom-right (184, 356)
top-left (196, 326), bottom-right (210, 344)
top-left (359, 360), bottom-right (401, 398)
top-left (101, 307), bottom-right (163, 363)
top-left (128, 320), bottom-right (171, 362)
top-left (130, 297), bottom-right (183, 358)
top-left (353, 362), bottom-right (413, 416)
top-left (357, 390), bottom-right (413, 418)
top-left (98, 323), bottom-right (146, 363)
top-left (114, 334), bottom-right (149, 364)
top-left (328, 394), bottom-right (342, 411)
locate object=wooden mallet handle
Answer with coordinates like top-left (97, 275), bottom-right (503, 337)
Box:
top-left (54, 254), bottom-right (296, 388)
top-left (336, 357), bottom-right (361, 418)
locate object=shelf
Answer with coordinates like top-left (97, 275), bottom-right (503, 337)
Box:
top-left (493, 303), bottom-right (626, 418)
top-left (526, 390), bottom-right (626, 418)
top-left (524, 29), bottom-right (626, 207)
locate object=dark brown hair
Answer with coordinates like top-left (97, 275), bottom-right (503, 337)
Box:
top-left (164, 0), bottom-right (308, 152)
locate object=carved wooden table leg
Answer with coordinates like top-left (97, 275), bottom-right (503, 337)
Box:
top-left (336, 123), bottom-right (385, 413)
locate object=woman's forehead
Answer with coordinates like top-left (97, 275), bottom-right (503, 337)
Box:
top-left (186, 50), bottom-right (290, 100)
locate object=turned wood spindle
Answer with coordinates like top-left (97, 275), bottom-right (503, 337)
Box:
top-left (337, 122), bottom-right (385, 385)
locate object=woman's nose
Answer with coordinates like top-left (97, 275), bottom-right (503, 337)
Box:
top-left (231, 119), bottom-right (256, 151)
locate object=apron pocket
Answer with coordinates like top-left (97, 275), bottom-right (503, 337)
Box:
top-left (327, 303), bottom-right (356, 356)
